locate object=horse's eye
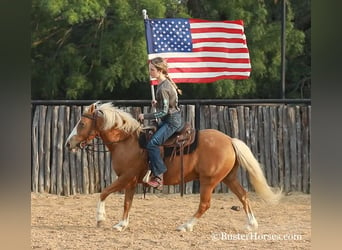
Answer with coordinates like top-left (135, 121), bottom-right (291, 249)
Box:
top-left (79, 122), bottom-right (85, 128)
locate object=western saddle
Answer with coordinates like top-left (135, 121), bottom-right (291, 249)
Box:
top-left (141, 122), bottom-right (196, 196)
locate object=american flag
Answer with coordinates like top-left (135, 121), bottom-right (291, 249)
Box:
top-left (144, 18), bottom-right (251, 84)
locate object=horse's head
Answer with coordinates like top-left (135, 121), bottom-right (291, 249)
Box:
top-left (66, 101), bottom-right (142, 152)
top-left (65, 102), bottom-right (102, 152)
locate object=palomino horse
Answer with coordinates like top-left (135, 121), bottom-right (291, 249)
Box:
top-left (65, 102), bottom-right (281, 232)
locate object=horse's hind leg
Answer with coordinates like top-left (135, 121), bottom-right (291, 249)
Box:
top-left (177, 182), bottom-right (215, 232)
top-left (222, 168), bottom-right (258, 231)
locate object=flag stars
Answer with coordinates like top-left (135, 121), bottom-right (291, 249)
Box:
top-left (150, 18), bottom-right (192, 53)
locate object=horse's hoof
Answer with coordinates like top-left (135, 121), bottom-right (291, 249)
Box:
top-left (113, 220), bottom-right (129, 232)
top-left (245, 223), bottom-right (258, 231)
top-left (176, 224), bottom-right (193, 232)
top-left (176, 226), bottom-right (186, 232)
top-left (97, 221), bottom-right (105, 228)
top-left (113, 225), bottom-right (126, 232)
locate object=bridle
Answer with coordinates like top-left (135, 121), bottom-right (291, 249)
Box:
top-left (78, 113), bottom-right (99, 149)
top-left (80, 112), bottom-right (131, 152)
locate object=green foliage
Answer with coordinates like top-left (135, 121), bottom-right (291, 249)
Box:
top-left (38, 0), bottom-right (110, 24)
top-left (31, 0), bottom-right (310, 100)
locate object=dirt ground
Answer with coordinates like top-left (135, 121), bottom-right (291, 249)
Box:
top-left (31, 191), bottom-right (311, 249)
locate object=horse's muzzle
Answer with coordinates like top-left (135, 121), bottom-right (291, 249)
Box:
top-left (65, 140), bottom-right (80, 152)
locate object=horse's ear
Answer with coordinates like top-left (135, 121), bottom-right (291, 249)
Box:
top-left (95, 109), bottom-right (104, 118)
top-left (88, 104), bottom-right (96, 113)
top-left (89, 101), bottom-right (100, 113)
top-left (94, 101), bottom-right (101, 109)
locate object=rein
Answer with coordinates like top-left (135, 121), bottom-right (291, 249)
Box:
top-left (84, 136), bottom-right (130, 153)
top-left (84, 140), bottom-right (111, 153)
top-left (80, 112), bottom-right (137, 153)
top-left (81, 113), bottom-right (132, 152)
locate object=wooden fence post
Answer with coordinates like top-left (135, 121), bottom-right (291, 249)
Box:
top-left (31, 107), bottom-right (39, 193)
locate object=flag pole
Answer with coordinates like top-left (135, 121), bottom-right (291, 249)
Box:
top-left (142, 9), bottom-right (153, 185)
top-left (142, 9), bottom-right (156, 105)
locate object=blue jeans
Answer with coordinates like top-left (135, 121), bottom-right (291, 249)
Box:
top-left (146, 111), bottom-right (183, 176)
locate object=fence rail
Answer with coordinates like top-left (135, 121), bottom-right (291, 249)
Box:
top-left (31, 101), bottom-right (311, 195)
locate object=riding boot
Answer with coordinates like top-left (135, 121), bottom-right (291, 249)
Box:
top-left (147, 174), bottom-right (163, 190)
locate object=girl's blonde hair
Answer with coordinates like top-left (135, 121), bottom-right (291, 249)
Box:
top-left (150, 57), bottom-right (182, 95)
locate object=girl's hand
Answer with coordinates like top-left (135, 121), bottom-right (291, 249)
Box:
top-left (151, 100), bottom-right (157, 107)
top-left (138, 113), bottom-right (144, 121)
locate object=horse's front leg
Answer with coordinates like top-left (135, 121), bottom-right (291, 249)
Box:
top-left (113, 184), bottom-right (136, 231)
top-left (96, 176), bottom-right (128, 227)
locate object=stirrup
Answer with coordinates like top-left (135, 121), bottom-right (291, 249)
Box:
top-left (147, 176), bottom-right (163, 190)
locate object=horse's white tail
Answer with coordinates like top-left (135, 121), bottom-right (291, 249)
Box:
top-left (231, 138), bottom-right (282, 204)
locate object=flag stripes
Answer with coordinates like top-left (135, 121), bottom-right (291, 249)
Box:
top-left (145, 18), bottom-right (251, 83)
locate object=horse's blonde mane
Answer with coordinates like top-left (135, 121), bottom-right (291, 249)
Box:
top-left (94, 102), bottom-right (141, 134)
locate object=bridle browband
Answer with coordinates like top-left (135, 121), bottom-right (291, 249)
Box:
top-left (81, 113), bottom-right (96, 120)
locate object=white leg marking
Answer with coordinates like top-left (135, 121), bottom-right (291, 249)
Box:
top-left (96, 200), bottom-right (106, 222)
top-left (246, 212), bottom-right (258, 231)
top-left (113, 217), bottom-right (129, 232)
top-left (177, 217), bottom-right (198, 232)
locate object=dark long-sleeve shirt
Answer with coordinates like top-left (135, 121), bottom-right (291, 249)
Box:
top-left (143, 79), bottom-right (179, 120)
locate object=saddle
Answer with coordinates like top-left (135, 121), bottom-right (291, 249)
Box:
top-left (140, 122), bottom-right (197, 158)
top-left (139, 122), bottom-right (197, 197)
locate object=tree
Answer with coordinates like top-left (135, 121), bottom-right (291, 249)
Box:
top-left (185, 0), bottom-right (307, 99)
top-left (287, 0), bottom-right (311, 98)
top-left (31, 0), bottom-right (310, 100)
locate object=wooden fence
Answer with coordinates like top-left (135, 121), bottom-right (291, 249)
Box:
top-left (31, 103), bottom-right (311, 196)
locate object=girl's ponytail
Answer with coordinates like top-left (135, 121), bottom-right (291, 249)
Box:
top-left (166, 74), bottom-right (182, 95)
